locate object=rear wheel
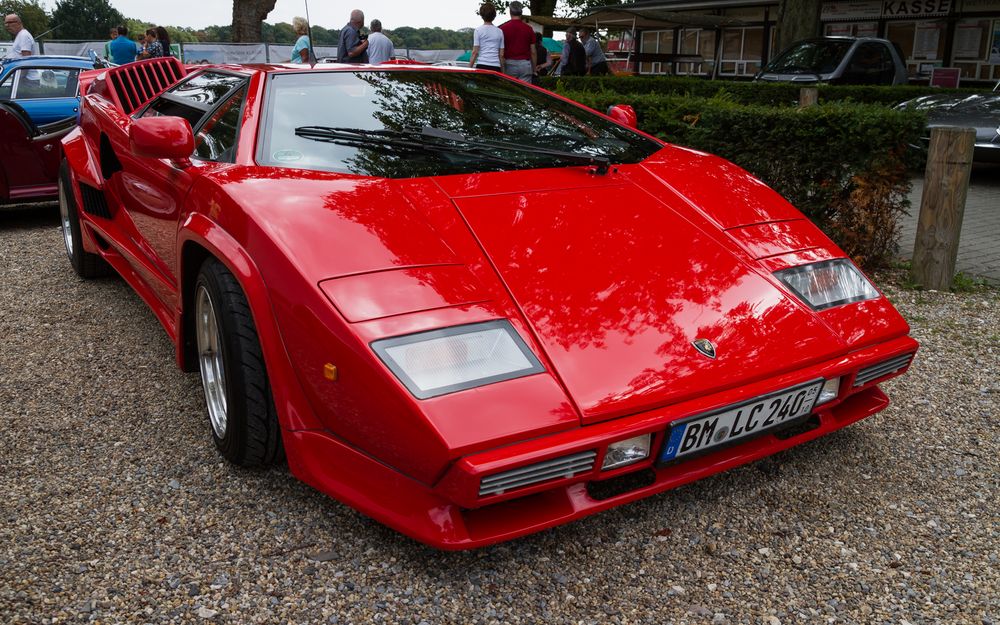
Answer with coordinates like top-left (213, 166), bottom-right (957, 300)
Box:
top-left (58, 159), bottom-right (109, 278)
top-left (194, 258), bottom-right (283, 467)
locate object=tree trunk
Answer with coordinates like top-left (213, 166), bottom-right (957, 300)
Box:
top-left (775, 0), bottom-right (821, 53)
top-left (232, 0), bottom-right (276, 43)
top-left (530, 0), bottom-right (557, 36)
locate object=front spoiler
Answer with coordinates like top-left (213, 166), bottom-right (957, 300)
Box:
top-left (283, 335), bottom-right (918, 549)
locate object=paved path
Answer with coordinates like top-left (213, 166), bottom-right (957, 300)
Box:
top-left (899, 164), bottom-right (1000, 285)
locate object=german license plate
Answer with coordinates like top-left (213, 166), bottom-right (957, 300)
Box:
top-left (659, 379), bottom-right (824, 463)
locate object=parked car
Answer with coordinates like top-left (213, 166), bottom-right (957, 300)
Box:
top-left (0, 54), bottom-right (112, 126)
top-left (896, 79), bottom-right (1000, 163)
top-left (756, 37), bottom-right (907, 85)
top-left (59, 57), bottom-right (918, 549)
top-left (0, 54), bottom-right (113, 204)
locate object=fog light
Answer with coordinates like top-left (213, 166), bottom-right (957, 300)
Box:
top-left (816, 377), bottom-right (841, 405)
top-left (602, 434), bottom-right (651, 470)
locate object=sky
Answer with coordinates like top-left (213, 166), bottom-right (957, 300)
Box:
top-left (38, 0), bottom-right (492, 32)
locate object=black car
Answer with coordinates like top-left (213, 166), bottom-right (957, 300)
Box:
top-left (897, 80), bottom-right (1000, 163)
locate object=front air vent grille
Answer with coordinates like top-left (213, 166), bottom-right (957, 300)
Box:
top-left (854, 353), bottom-right (915, 387)
top-left (79, 183), bottom-right (112, 219)
top-left (479, 450), bottom-right (597, 497)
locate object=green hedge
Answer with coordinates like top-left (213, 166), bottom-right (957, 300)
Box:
top-left (541, 75), bottom-right (980, 107)
top-left (561, 90), bottom-right (927, 267)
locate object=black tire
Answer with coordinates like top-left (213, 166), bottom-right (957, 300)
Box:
top-left (58, 159), bottom-right (109, 278)
top-left (194, 258), bottom-right (284, 467)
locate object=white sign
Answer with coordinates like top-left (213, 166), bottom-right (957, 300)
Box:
top-left (822, 1), bottom-right (882, 20)
top-left (882, 0), bottom-right (952, 17)
top-left (913, 22), bottom-right (943, 58)
top-left (953, 23), bottom-right (983, 58)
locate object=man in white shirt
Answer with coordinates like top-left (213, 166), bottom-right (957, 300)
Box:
top-left (367, 19), bottom-right (395, 65)
top-left (4, 14), bottom-right (35, 59)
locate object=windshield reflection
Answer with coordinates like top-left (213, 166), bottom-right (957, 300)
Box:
top-left (260, 70), bottom-right (660, 178)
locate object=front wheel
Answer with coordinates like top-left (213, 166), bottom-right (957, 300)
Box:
top-left (194, 258), bottom-right (283, 467)
top-left (58, 160), bottom-right (109, 278)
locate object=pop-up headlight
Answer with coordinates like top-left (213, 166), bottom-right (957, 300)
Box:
top-left (372, 320), bottom-right (544, 399)
top-left (774, 259), bottom-right (879, 311)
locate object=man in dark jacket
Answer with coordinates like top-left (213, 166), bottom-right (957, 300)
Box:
top-left (556, 27), bottom-right (586, 76)
top-left (338, 9), bottom-right (369, 63)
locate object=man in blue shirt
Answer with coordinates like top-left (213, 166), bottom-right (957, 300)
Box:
top-left (108, 25), bottom-right (136, 65)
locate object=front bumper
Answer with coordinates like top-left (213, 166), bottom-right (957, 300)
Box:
top-left (283, 335), bottom-right (918, 549)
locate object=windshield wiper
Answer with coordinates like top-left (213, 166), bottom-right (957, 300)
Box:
top-left (294, 126), bottom-right (519, 167)
top-left (419, 126), bottom-right (611, 175)
top-left (296, 126), bottom-right (611, 175)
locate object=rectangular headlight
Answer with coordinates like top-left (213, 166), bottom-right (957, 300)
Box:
top-left (774, 259), bottom-right (879, 311)
top-left (371, 320), bottom-right (544, 399)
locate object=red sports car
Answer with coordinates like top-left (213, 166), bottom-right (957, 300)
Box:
top-left (60, 57), bottom-right (918, 549)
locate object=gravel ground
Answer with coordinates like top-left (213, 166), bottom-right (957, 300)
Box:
top-left (2, 203), bottom-right (997, 625)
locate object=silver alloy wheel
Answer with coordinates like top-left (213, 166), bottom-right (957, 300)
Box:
top-left (196, 284), bottom-right (228, 438)
top-left (58, 179), bottom-right (74, 258)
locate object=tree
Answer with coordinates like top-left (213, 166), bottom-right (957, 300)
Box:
top-left (0, 0), bottom-right (49, 40)
top-left (775, 0), bottom-right (821, 52)
top-left (557, 0), bottom-right (622, 17)
top-left (231, 0), bottom-right (275, 43)
top-left (50, 0), bottom-right (123, 40)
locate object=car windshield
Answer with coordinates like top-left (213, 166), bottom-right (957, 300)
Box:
top-left (259, 70), bottom-right (661, 178)
top-left (764, 40), bottom-right (854, 75)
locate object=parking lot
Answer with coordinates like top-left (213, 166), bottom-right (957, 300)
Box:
top-left (1, 204), bottom-right (997, 624)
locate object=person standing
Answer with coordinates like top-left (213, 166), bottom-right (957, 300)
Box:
top-left (156, 26), bottom-right (173, 58)
top-left (579, 27), bottom-right (609, 75)
top-left (533, 32), bottom-right (551, 80)
top-left (3, 14), bottom-right (35, 59)
top-left (555, 27), bottom-right (585, 76)
top-left (104, 27), bottom-right (117, 60)
top-left (139, 29), bottom-right (163, 59)
top-left (109, 26), bottom-right (137, 65)
top-left (468, 2), bottom-right (503, 72)
top-left (338, 9), bottom-right (369, 63)
top-left (498, 1), bottom-right (535, 82)
top-left (290, 16), bottom-right (311, 63)
top-left (366, 19), bottom-right (394, 65)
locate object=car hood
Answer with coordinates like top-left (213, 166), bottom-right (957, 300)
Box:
top-left (901, 91), bottom-right (1000, 142)
top-left (220, 155), bottom-right (887, 426)
top-left (436, 163), bottom-right (850, 423)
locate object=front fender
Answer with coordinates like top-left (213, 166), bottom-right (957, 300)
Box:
top-left (178, 212), bottom-right (325, 433)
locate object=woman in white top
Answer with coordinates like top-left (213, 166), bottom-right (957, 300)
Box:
top-left (468, 3), bottom-right (504, 72)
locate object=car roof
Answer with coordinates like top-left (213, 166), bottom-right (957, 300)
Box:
top-left (189, 61), bottom-right (462, 76)
top-left (0, 55), bottom-right (96, 69)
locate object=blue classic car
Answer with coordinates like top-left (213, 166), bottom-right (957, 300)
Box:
top-left (0, 55), bottom-right (112, 125)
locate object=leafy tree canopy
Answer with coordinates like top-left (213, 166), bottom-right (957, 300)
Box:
top-left (0, 0), bottom-right (49, 40)
top-left (50, 0), bottom-right (124, 40)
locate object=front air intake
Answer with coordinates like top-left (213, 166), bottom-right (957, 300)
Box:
top-left (479, 450), bottom-right (597, 497)
top-left (854, 353), bottom-right (915, 387)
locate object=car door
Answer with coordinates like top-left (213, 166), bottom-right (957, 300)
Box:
top-left (4, 66), bottom-right (81, 125)
top-left (839, 43), bottom-right (887, 85)
top-left (111, 70), bottom-right (248, 308)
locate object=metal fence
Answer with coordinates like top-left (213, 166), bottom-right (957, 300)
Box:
top-left (35, 40), bottom-right (466, 64)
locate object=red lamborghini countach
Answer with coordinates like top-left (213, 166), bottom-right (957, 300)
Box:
top-left (60, 57), bottom-right (918, 549)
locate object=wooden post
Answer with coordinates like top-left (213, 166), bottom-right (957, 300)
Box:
top-left (910, 127), bottom-right (976, 291)
top-left (799, 87), bottom-right (818, 107)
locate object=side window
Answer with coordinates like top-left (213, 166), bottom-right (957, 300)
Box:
top-left (194, 86), bottom-right (246, 162)
top-left (0, 71), bottom-right (14, 99)
top-left (138, 71), bottom-right (247, 139)
top-left (141, 96), bottom-right (204, 127)
top-left (844, 43), bottom-right (882, 83)
top-left (15, 68), bottom-right (80, 99)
